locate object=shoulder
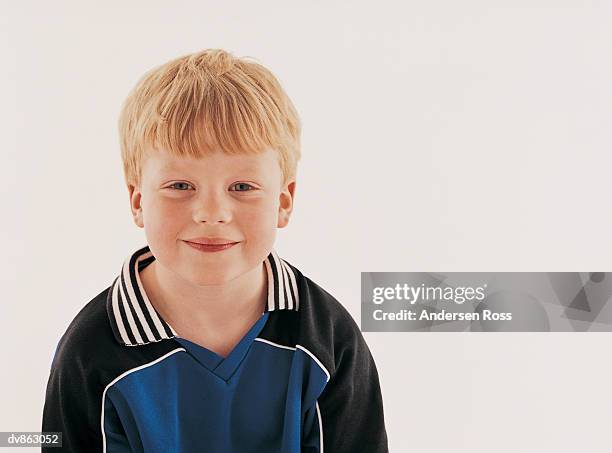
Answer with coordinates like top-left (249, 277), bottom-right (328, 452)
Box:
top-left (283, 260), bottom-right (370, 375)
top-left (49, 285), bottom-right (177, 386)
top-left (49, 286), bottom-right (124, 381)
top-left (52, 286), bottom-right (114, 357)
top-left (303, 273), bottom-right (360, 338)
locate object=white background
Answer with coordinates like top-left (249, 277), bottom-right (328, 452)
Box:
top-left (3, 1), bottom-right (612, 451)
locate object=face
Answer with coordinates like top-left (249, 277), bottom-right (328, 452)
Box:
top-left (128, 148), bottom-right (296, 286)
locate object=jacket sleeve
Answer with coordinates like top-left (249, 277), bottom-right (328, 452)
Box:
top-left (313, 329), bottom-right (389, 453)
top-left (41, 343), bottom-right (105, 452)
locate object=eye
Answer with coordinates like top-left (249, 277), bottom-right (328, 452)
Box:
top-left (230, 182), bottom-right (256, 192)
top-left (168, 182), bottom-right (193, 191)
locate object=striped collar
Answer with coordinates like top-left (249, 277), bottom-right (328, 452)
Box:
top-left (106, 244), bottom-right (300, 347)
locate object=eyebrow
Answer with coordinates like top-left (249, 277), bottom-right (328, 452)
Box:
top-left (156, 163), bottom-right (199, 176)
top-left (158, 163), bottom-right (181, 172)
top-left (160, 160), bottom-right (266, 172)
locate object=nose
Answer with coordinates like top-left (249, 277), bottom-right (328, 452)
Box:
top-left (192, 191), bottom-right (233, 224)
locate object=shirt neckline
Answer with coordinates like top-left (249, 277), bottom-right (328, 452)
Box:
top-left (106, 244), bottom-right (300, 347)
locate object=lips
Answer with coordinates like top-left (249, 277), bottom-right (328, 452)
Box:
top-left (184, 237), bottom-right (239, 245)
top-left (183, 239), bottom-right (239, 253)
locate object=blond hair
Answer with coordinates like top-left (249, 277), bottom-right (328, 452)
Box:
top-left (118, 49), bottom-right (301, 188)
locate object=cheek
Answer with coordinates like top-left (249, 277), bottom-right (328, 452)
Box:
top-left (142, 199), bottom-right (184, 240)
top-left (240, 199), bottom-right (279, 230)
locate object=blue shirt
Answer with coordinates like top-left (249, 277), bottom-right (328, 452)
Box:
top-left (42, 245), bottom-right (388, 452)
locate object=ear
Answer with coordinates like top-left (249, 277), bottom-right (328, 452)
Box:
top-left (277, 180), bottom-right (296, 229)
top-left (128, 183), bottom-right (145, 228)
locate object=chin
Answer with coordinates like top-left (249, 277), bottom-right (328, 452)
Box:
top-left (187, 269), bottom-right (239, 287)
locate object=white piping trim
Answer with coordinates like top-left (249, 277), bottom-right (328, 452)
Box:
top-left (253, 339), bottom-right (330, 383)
top-left (253, 338), bottom-right (328, 451)
top-left (100, 348), bottom-right (186, 452)
top-left (296, 345), bottom-right (330, 382)
top-left (253, 338), bottom-right (296, 351)
top-left (316, 400), bottom-right (324, 453)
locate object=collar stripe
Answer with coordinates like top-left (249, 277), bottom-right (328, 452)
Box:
top-left (128, 248), bottom-right (175, 340)
top-left (107, 245), bottom-right (299, 347)
top-left (119, 268), bottom-right (148, 343)
top-left (124, 247), bottom-right (176, 344)
top-left (284, 259), bottom-right (300, 311)
top-left (270, 252), bottom-right (286, 310)
top-left (111, 277), bottom-right (133, 346)
top-left (264, 258), bottom-right (276, 312)
top-left (118, 267), bottom-right (146, 344)
top-left (280, 259), bottom-right (296, 310)
top-left (125, 249), bottom-right (159, 342)
top-left (275, 252), bottom-right (299, 311)
top-left (265, 252), bottom-right (282, 311)
top-left (115, 277), bottom-right (138, 342)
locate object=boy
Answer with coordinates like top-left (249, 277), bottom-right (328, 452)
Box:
top-left (42, 48), bottom-right (389, 452)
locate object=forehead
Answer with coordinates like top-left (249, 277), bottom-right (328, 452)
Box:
top-left (143, 148), bottom-right (280, 177)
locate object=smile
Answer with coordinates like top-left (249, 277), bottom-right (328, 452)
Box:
top-left (183, 241), bottom-right (239, 253)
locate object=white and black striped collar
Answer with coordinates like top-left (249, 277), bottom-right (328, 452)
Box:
top-left (106, 244), bottom-right (300, 347)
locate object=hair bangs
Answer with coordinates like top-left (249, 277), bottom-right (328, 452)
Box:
top-left (119, 49), bottom-right (301, 188)
top-left (155, 73), bottom-right (285, 159)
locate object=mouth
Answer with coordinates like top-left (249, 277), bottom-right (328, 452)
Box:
top-left (183, 240), bottom-right (239, 253)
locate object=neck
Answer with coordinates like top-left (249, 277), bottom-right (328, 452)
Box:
top-left (139, 258), bottom-right (267, 332)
